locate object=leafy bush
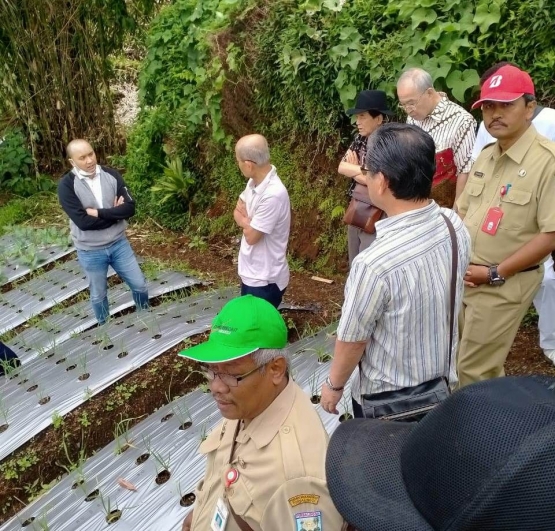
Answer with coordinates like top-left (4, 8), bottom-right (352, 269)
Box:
top-left (0, 129), bottom-right (33, 182)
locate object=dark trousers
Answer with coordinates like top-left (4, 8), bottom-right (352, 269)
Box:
top-left (241, 282), bottom-right (286, 309)
top-left (0, 341), bottom-right (20, 376)
top-left (352, 398), bottom-right (364, 418)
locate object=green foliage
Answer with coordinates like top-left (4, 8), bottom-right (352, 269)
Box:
top-left (151, 156), bottom-right (196, 207)
top-left (0, 450), bottom-right (39, 481)
top-left (0, 129), bottom-right (32, 181)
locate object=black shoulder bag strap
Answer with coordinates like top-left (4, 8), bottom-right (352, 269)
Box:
top-left (440, 213), bottom-right (458, 381)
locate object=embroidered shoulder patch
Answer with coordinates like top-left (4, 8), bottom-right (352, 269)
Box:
top-left (295, 511), bottom-right (322, 531)
top-left (289, 494), bottom-right (320, 507)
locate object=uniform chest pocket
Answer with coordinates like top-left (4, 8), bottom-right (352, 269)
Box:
top-left (463, 181), bottom-right (485, 222)
top-left (500, 189), bottom-right (532, 231)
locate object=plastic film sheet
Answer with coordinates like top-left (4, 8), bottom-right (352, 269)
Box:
top-left (0, 246), bottom-right (75, 286)
top-left (0, 259), bottom-right (117, 335)
top-left (6, 272), bottom-right (203, 366)
top-left (0, 325), bottom-right (352, 531)
top-left (0, 288), bottom-right (235, 462)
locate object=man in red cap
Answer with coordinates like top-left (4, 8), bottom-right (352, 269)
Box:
top-left (456, 64), bottom-right (555, 386)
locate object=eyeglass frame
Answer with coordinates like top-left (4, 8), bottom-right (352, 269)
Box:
top-left (360, 165), bottom-right (372, 178)
top-left (399, 88), bottom-right (429, 112)
top-left (200, 362), bottom-right (266, 388)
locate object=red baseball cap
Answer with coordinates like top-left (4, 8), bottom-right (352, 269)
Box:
top-left (472, 65), bottom-right (535, 109)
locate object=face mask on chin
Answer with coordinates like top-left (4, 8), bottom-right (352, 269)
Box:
top-left (72, 164), bottom-right (99, 178)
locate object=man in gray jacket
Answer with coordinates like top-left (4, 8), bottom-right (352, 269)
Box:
top-left (58, 139), bottom-right (148, 324)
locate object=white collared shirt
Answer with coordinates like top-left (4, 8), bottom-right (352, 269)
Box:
top-left (76, 166), bottom-right (103, 208)
top-left (238, 166), bottom-right (291, 289)
top-left (337, 201), bottom-right (471, 397)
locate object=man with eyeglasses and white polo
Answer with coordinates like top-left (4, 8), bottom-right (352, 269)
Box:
top-left (178, 295), bottom-right (343, 531)
top-left (397, 68), bottom-right (476, 208)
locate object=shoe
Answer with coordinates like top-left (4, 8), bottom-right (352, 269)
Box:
top-left (544, 349), bottom-right (555, 363)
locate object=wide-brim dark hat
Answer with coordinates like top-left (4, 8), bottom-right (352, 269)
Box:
top-left (326, 376), bottom-right (555, 531)
top-left (346, 89), bottom-right (394, 116)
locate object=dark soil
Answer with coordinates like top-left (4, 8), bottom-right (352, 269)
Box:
top-left (0, 223), bottom-right (552, 523)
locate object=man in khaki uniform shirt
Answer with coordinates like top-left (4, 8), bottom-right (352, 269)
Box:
top-left (457, 65), bottom-right (555, 386)
top-left (178, 295), bottom-right (343, 531)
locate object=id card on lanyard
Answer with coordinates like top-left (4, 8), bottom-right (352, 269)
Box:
top-left (481, 184), bottom-right (511, 236)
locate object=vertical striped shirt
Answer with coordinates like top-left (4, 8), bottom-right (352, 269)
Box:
top-left (407, 94), bottom-right (477, 174)
top-left (337, 201), bottom-right (471, 398)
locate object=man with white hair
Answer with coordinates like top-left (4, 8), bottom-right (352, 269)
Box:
top-left (397, 68), bottom-right (476, 206)
top-left (233, 134), bottom-right (291, 308)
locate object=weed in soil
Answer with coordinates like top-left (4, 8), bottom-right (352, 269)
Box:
top-left (180, 493), bottom-right (196, 507)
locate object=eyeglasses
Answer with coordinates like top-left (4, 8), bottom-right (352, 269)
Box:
top-left (200, 363), bottom-right (264, 387)
top-left (360, 165), bottom-right (371, 177)
top-left (399, 89), bottom-right (428, 112)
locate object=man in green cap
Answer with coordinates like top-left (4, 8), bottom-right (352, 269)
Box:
top-left (179, 295), bottom-right (343, 531)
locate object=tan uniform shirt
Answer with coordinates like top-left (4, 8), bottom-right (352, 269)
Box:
top-left (457, 125), bottom-right (555, 265)
top-left (190, 379), bottom-right (343, 531)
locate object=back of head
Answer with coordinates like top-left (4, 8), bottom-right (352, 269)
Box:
top-left (365, 123), bottom-right (435, 201)
top-left (235, 134), bottom-right (270, 165)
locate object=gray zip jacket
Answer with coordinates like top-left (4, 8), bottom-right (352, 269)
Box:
top-left (58, 166), bottom-right (136, 250)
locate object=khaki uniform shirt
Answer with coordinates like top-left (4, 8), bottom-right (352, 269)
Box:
top-left (190, 379), bottom-right (343, 531)
top-left (457, 125), bottom-right (555, 265)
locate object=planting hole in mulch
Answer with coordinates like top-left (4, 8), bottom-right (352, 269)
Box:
top-left (55, 358), bottom-right (66, 365)
top-left (46, 353), bottom-right (55, 359)
top-left (339, 413), bottom-right (353, 423)
top-left (115, 320), bottom-right (124, 325)
top-left (136, 453), bottom-right (150, 465)
top-left (0, 424), bottom-right (8, 434)
top-left (155, 470), bottom-right (171, 484)
top-left (152, 334), bottom-right (162, 339)
top-left (172, 314), bottom-right (182, 319)
top-left (180, 493), bottom-right (196, 507)
top-left (186, 319), bottom-right (196, 324)
top-left (310, 395), bottom-right (321, 404)
top-left (106, 509), bottom-right (122, 525)
top-left (85, 489), bottom-right (100, 501)
top-left (161, 413), bottom-right (174, 422)
top-left (21, 517), bottom-right (35, 527)
top-left (39, 396), bottom-right (51, 405)
top-left (116, 444), bottom-right (130, 454)
top-left (138, 327), bottom-right (148, 333)
top-left (118, 351), bottom-right (129, 359)
top-left (318, 353), bottom-right (333, 363)
top-left (92, 340), bottom-right (101, 345)
top-left (103, 344), bottom-right (114, 350)
top-left (78, 373), bottom-right (90, 381)
top-left (71, 478), bottom-right (85, 490)
top-left (17, 378), bottom-right (29, 385)
top-left (26, 384), bottom-right (38, 392)
top-left (66, 365), bottom-right (77, 371)
top-left (179, 421), bottom-right (193, 431)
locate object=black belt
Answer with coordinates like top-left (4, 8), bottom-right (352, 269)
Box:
top-left (471, 264), bottom-right (539, 273)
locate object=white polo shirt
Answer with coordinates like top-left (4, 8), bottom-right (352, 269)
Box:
top-left (238, 166), bottom-right (291, 290)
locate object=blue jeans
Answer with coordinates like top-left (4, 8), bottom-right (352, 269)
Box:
top-left (77, 237), bottom-right (149, 324)
top-left (240, 282), bottom-right (285, 309)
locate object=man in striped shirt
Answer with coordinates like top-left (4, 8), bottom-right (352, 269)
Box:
top-left (320, 123), bottom-right (471, 418)
top-left (397, 68), bottom-right (476, 205)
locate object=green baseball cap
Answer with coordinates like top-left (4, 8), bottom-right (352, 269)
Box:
top-left (178, 295), bottom-right (287, 363)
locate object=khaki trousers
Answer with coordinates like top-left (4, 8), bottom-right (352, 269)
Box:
top-left (457, 267), bottom-right (543, 387)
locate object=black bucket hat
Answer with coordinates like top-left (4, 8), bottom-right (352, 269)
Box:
top-left (346, 90), bottom-right (394, 116)
top-left (326, 376), bottom-right (555, 531)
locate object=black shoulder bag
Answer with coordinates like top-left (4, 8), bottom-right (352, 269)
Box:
top-left (360, 213), bottom-right (458, 422)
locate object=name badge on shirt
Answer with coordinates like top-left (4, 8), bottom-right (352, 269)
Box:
top-left (211, 497), bottom-right (229, 531)
top-left (481, 207), bottom-right (504, 235)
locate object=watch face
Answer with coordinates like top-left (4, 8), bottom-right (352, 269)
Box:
top-left (491, 278), bottom-right (505, 286)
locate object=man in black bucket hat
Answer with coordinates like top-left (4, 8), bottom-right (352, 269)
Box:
top-left (338, 90), bottom-right (394, 264)
top-left (326, 376), bottom-right (555, 531)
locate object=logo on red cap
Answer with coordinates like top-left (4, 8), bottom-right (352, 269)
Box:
top-left (472, 65), bottom-right (535, 110)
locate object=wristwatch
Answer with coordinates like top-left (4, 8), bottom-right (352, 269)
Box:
top-left (488, 265), bottom-right (506, 286)
top-left (325, 376), bottom-right (344, 392)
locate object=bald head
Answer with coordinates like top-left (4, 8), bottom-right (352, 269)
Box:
top-left (66, 139), bottom-right (97, 174)
top-left (235, 134), bottom-right (270, 165)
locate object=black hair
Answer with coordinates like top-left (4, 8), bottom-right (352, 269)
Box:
top-left (365, 123), bottom-right (435, 201)
top-left (523, 93), bottom-right (536, 104)
top-left (479, 61), bottom-right (519, 85)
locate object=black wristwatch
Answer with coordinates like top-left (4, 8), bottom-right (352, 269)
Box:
top-left (488, 265), bottom-right (506, 286)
